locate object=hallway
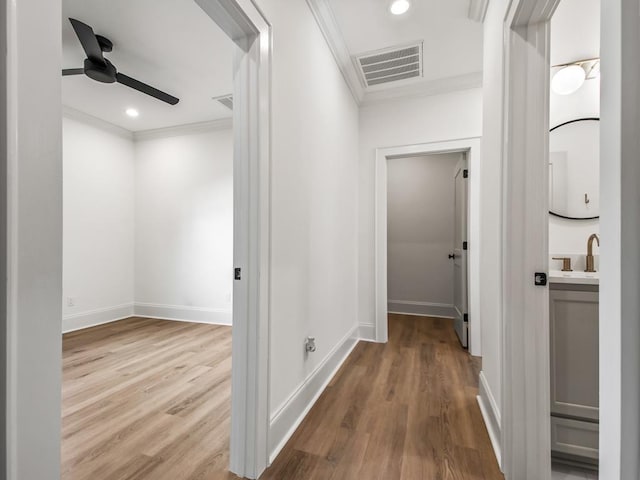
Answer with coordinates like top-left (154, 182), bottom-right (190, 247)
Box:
top-left (262, 314), bottom-right (503, 479)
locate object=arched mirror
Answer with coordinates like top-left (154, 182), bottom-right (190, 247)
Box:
top-left (549, 118), bottom-right (599, 219)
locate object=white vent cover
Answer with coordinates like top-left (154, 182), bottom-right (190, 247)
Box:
top-left (213, 94), bottom-right (233, 110)
top-left (355, 42), bottom-right (423, 88)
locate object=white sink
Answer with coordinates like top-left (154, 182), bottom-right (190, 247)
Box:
top-left (549, 270), bottom-right (599, 285)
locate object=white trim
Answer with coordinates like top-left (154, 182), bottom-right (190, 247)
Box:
top-left (387, 300), bottom-right (456, 318)
top-left (468, 0), bottom-right (490, 22)
top-left (194, 1), bottom-right (272, 478)
top-left (374, 137), bottom-right (482, 357)
top-left (133, 303), bottom-right (232, 325)
top-left (499, 1), bottom-right (560, 478)
top-left (306, 0), bottom-right (484, 106)
top-left (358, 323), bottom-right (376, 342)
top-left (305, 0), bottom-right (365, 103)
top-left (477, 371), bottom-right (502, 468)
top-left (62, 106), bottom-right (134, 140)
top-left (361, 72), bottom-right (483, 106)
top-left (62, 303), bottom-right (135, 333)
top-left (268, 325), bottom-right (359, 463)
top-left (133, 117), bottom-right (233, 141)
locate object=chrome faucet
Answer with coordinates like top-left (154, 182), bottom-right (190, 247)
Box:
top-left (585, 233), bottom-right (600, 272)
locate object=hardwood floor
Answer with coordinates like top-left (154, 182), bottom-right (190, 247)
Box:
top-left (262, 314), bottom-right (504, 480)
top-left (62, 317), bottom-right (234, 480)
top-left (62, 314), bottom-right (502, 480)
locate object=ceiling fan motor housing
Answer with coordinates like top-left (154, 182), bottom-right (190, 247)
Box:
top-left (84, 58), bottom-right (116, 83)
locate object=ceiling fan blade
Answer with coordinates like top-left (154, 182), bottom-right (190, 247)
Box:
top-left (69, 18), bottom-right (105, 66)
top-left (62, 68), bottom-right (84, 76)
top-left (116, 73), bottom-right (180, 105)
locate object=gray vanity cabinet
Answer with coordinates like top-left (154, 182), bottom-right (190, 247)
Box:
top-left (549, 284), bottom-right (599, 464)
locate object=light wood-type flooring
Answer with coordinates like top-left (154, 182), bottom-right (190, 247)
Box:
top-left (62, 317), bottom-right (233, 480)
top-left (62, 314), bottom-right (503, 480)
top-left (261, 314), bottom-right (503, 479)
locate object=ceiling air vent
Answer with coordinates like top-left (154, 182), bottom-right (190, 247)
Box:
top-left (355, 42), bottom-right (423, 88)
top-left (213, 94), bottom-right (233, 110)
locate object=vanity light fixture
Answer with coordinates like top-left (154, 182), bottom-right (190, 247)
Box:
top-left (390, 0), bottom-right (410, 15)
top-left (551, 65), bottom-right (586, 95)
top-left (551, 58), bottom-right (600, 95)
top-left (125, 108), bottom-right (139, 118)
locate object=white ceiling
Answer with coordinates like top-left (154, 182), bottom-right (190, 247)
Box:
top-left (62, 0), bottom-right (234, 132)
top-left (326, 0), bottom-right (484, 89)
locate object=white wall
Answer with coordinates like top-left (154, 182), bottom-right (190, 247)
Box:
top-left (358, 89), bottom-right (483, 334)
top-left (252, 0), bottom-right (360, 447)
top-left (62, 118), bottom-right (234, 330)
top-left (134, 128), bottom-right (233, 324)
top-left (62, 116), bottom-right (135, 331)
top-left (549, 0), bottom-right (600, 258)
top-left (387, 153), bottom-right (460, 316)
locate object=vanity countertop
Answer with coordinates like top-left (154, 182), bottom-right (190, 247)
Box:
top-left (549, 270), bottom-right (599, 285)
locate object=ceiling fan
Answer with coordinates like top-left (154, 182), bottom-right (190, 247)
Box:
top-left (62, 18), bottom-right (179, 105)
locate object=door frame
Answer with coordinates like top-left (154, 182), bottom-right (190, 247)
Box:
top-left (452, 156), bottom-right (469, 348)
top-left (5, 0), bottom-right (272, 478)
top-left (499, 0), bottom-right (560, 478)
top-left (374, 137), bottom-right (482, 356)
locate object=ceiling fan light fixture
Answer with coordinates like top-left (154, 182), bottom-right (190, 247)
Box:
top-left (125, 108), bottom-right (139, 118)
top-left (390, 0), bottom-right (411, 15)
top-left (551, 64), bottom-right (586, 95)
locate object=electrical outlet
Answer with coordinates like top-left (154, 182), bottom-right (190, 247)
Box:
top-left (67, 297), bottom-right (75, 307)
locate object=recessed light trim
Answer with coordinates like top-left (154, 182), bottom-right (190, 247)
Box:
top-left (125, 108), bottom-right (139, 118)
top-left (390, 0), bottom-right (410, 15)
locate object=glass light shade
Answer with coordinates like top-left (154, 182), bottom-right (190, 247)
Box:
top-left (390, 0), bottom-right (410, 15)
top-left (125, 108), bottom-right (139, 117)
top-left (551, 65), bottom-right (586, 95)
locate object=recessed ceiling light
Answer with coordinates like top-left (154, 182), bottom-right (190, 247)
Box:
top-left (390, 0), bottom-right (410, 15)
top-left (125, 108), bottom-right (139, 118)
top-left (551, 65), bottom-right (586, 95)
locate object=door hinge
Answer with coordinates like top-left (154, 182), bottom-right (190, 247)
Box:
top-left (463, 169), bottom-right (469, 178)
top-left (234, 267), bottom-right (242, 280)
top-left (463, 313), bottom-right (469, 323)
top-left (463, 241), bottom-right (468, 250)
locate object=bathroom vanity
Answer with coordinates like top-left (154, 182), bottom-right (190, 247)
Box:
top-left (549, 270), bottom-right (599, 467)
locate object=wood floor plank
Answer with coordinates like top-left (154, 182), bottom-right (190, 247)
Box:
top-left (262, 314), bottom-right (504, 480)
top-left (63, 314), bottom-right (502, 480)
top-left (62, 318), bottom-right (238, 480)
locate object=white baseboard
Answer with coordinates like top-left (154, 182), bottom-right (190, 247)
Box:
top-left (477, 371), bottom-right (502, 468)
top-left (358, 322), bottom-right (376, 342)
top-left (388, 300), bottom-right (456, 318)
top-left (268, 325), bottom-right (360, 463)
top-left (62, 303), bottom-right (135, 333)
top-left (134, 303), bottom-right (232, 326)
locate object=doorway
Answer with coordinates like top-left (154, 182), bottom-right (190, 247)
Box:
top-left (385, 152), bottom-right (469, 347)
top-left (6, 0), bottom-right (271, 478)
top-left (374, 138), bottom-right (481, 356)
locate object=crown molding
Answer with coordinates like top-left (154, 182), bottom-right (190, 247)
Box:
top-left (62, 106), bottom-right (134, 140)
top-left (468, 0), bottom-right (490, 22)
top-left (361, 71), bottom-right (483, 107)
top-left (133, 117), bottom-right (233, 141)
top-left (305, 0), bottom-right (365, 104)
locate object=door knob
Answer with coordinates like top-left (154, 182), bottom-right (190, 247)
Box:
top-left (448, 254), bottom-right (455, 259)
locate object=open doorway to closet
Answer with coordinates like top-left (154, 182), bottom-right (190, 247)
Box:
top-left (386, 152), bottom-right (469, 347)
top-left (374, 138), bottom-right (481, 356)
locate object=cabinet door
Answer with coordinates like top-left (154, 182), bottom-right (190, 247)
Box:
top-left (550, 289), bottom-right (599, 420)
